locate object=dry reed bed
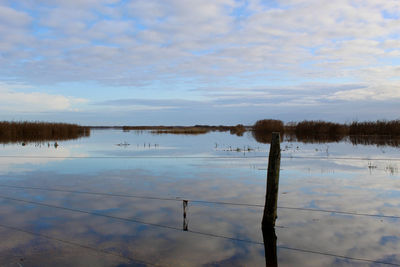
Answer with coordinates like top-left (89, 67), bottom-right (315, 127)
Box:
top-left (252, 119), bottom-right (400, 145)
top-left (253, 119), bottom-right (400, 136)
top-left (0, 121), bottom-right (90, 144)
top-left (122, 124), bottom-right (247, 136)
top-left (3, 119), bottom-right (399, 145)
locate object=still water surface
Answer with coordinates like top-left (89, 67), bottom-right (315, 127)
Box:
top-left (0, 130), bottom-right (400, 266)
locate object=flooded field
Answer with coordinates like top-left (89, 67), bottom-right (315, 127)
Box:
top-left (0, 129), bottom-right (400, 266)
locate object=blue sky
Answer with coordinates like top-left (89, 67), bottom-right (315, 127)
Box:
top-left (0, 0), bottom-right (399, 125)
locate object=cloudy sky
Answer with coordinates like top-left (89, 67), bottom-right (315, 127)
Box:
top-left (0, 0), bottom-right (399, 125)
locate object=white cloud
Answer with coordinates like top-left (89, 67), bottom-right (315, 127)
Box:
top-left (2, 0), bottom-right (399, 85)
top-left (0, 5), bottom-right (31, 26)
top-left (0, 0), bottom-right (400, 122)
top-left (328, 82), bottom-right (400, 101)
top-left (0, 82), bottom-right (87, 112)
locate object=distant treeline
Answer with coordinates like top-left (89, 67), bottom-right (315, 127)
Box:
top-left (0, 121), bottom-right (90, 144)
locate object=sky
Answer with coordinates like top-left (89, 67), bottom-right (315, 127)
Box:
top-left (0, 0), bottom-right (399, 125)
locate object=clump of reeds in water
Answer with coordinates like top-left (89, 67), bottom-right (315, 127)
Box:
top-left (349, 120), bottom-right (400, 136)
top-left (151, 127), bottom-right (210, 135)
top-left (135, 125), bottom-right (249, 136)
top-left (292, 120), bottom-right (348, 143)
top-left (0, 121), bottom-right (90, 144)
top-left (230, 124), bottom-right (246, 136)
top-left (252, 119), bottom-right (284, 143)
top-left (251, 119), bottom-right (400, 146)
top-left (294, 120), bottom-right (348, 136)
top-left (349, 135), bottom-right (400, 147)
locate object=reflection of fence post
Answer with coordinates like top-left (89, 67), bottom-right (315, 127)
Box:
top-left (183, 200), bottom-right (188, 231)
top-left (262, 132), bottom-right (281, 228)
top-left (262, 226), bottom-right (278, 267)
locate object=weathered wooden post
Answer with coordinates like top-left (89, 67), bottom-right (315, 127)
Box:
top-left (183, 200), bottom-right (188, 231)
top-left (262, 132), bottom-right (280, 266)
top-left (262, 132), bottom-right (281, 228)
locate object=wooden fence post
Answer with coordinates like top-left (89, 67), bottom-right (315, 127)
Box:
top-left (262, 132), bottom-right (281, 228)
top-left (183, 200), bottom-right (188, 231)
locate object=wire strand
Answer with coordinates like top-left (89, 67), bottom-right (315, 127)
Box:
top-left (0, 196), bottom-right (399, 266)
top-left (0, 223), bottom-right (159, 266)
top-left (1, 155), bottom-right (400, 161)
top-left (1, 184), bottom-right (399, 219)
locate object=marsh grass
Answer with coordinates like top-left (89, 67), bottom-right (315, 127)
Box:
top-left (0, 121), bottom-right (90, 144)
top-left (121, 125), bottom-right (249, 136)
top-left (294, 120), bottom-right (348, 137)
top-left (252, 119), bottom-right (285, 143)
top-left (253, 119), bottom-right (285, 134)
top-left (252, 119), bottom-right (400, 146)
top-left (151, 127), bottom-right (210, 135)
top-left (349, 135), bottom-right (400, 147)
top-left (349, 120), bottom-right (400, 136)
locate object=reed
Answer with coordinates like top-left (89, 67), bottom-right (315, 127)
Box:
top-left (349, 120), bottom-right (400, 136)
top-left (230, 124), bottom-right (246, 136)
top-left (0, 121), bottom-right (90, 144)
top-left (294, 120), bottom-right (348, 138)
top-left (252, 119), bottom-right (400, 146)
top-left (251, 120), bottom-right (284, 143)
top-left (151, 127), bottom-right (210, 135)
top-left (349, 135), bottom-right (400, 147)
top-left (253, 119), bottom-right (284, 134)
top-left (124, 125), bottom-right (249, 135)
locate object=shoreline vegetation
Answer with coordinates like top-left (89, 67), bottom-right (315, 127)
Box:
top-left (0, 121), bottom-right (90, 144)
top-left (122, 124), bottom-right (247, 136)
top-left (1, 120), bottom-right (400, 146)
top-left (251, 119), bottom-right (400, 146)
top-left (252, 119), bottom-right (400, 136)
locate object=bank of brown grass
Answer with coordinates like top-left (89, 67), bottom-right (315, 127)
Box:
top-left (251, 120), bottom-right (284, 143)
top-left (0, 121), bottom-right (90, 144)
top-left (349, 135), bottom-right (400, 147)
top-left (253, 119), bottom-right (284, 134)
top-left (251, 119), bottom-right (400, 145)
top-left (230, 124), bottom-right (246, 136)
top-left (122, 125), bottom-right (249, 136)
top-left (349, 120), bottom-right (400, 136)
top-left (294, 120), bottom-right (349, 137)
top-left (151, 127), bottom-right (210, 135)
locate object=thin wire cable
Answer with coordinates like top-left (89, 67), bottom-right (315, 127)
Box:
top-left (0, 184), bottom-right (399, 219)
top-left (0, 223), bottom-right (159, 266)
top-left (0, 184), bottom-right (263, 207)
top-left (0, 195), bottom-right (184, 231)
top-left (0, 155), bottom-right (265, 159)
top-left (0, 196), bottom-right (399, 266)
top-left (1, 155), bottom-right (400, 161)
top-left (277, 206), bottom-right (400, 219)
top-left (283, 155), bottom-right (400, 161)
top-left (276, 245), bottom-right (400, 266)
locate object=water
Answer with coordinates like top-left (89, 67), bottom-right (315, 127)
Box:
top-left (0, 130), bottom-right (399, 266)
